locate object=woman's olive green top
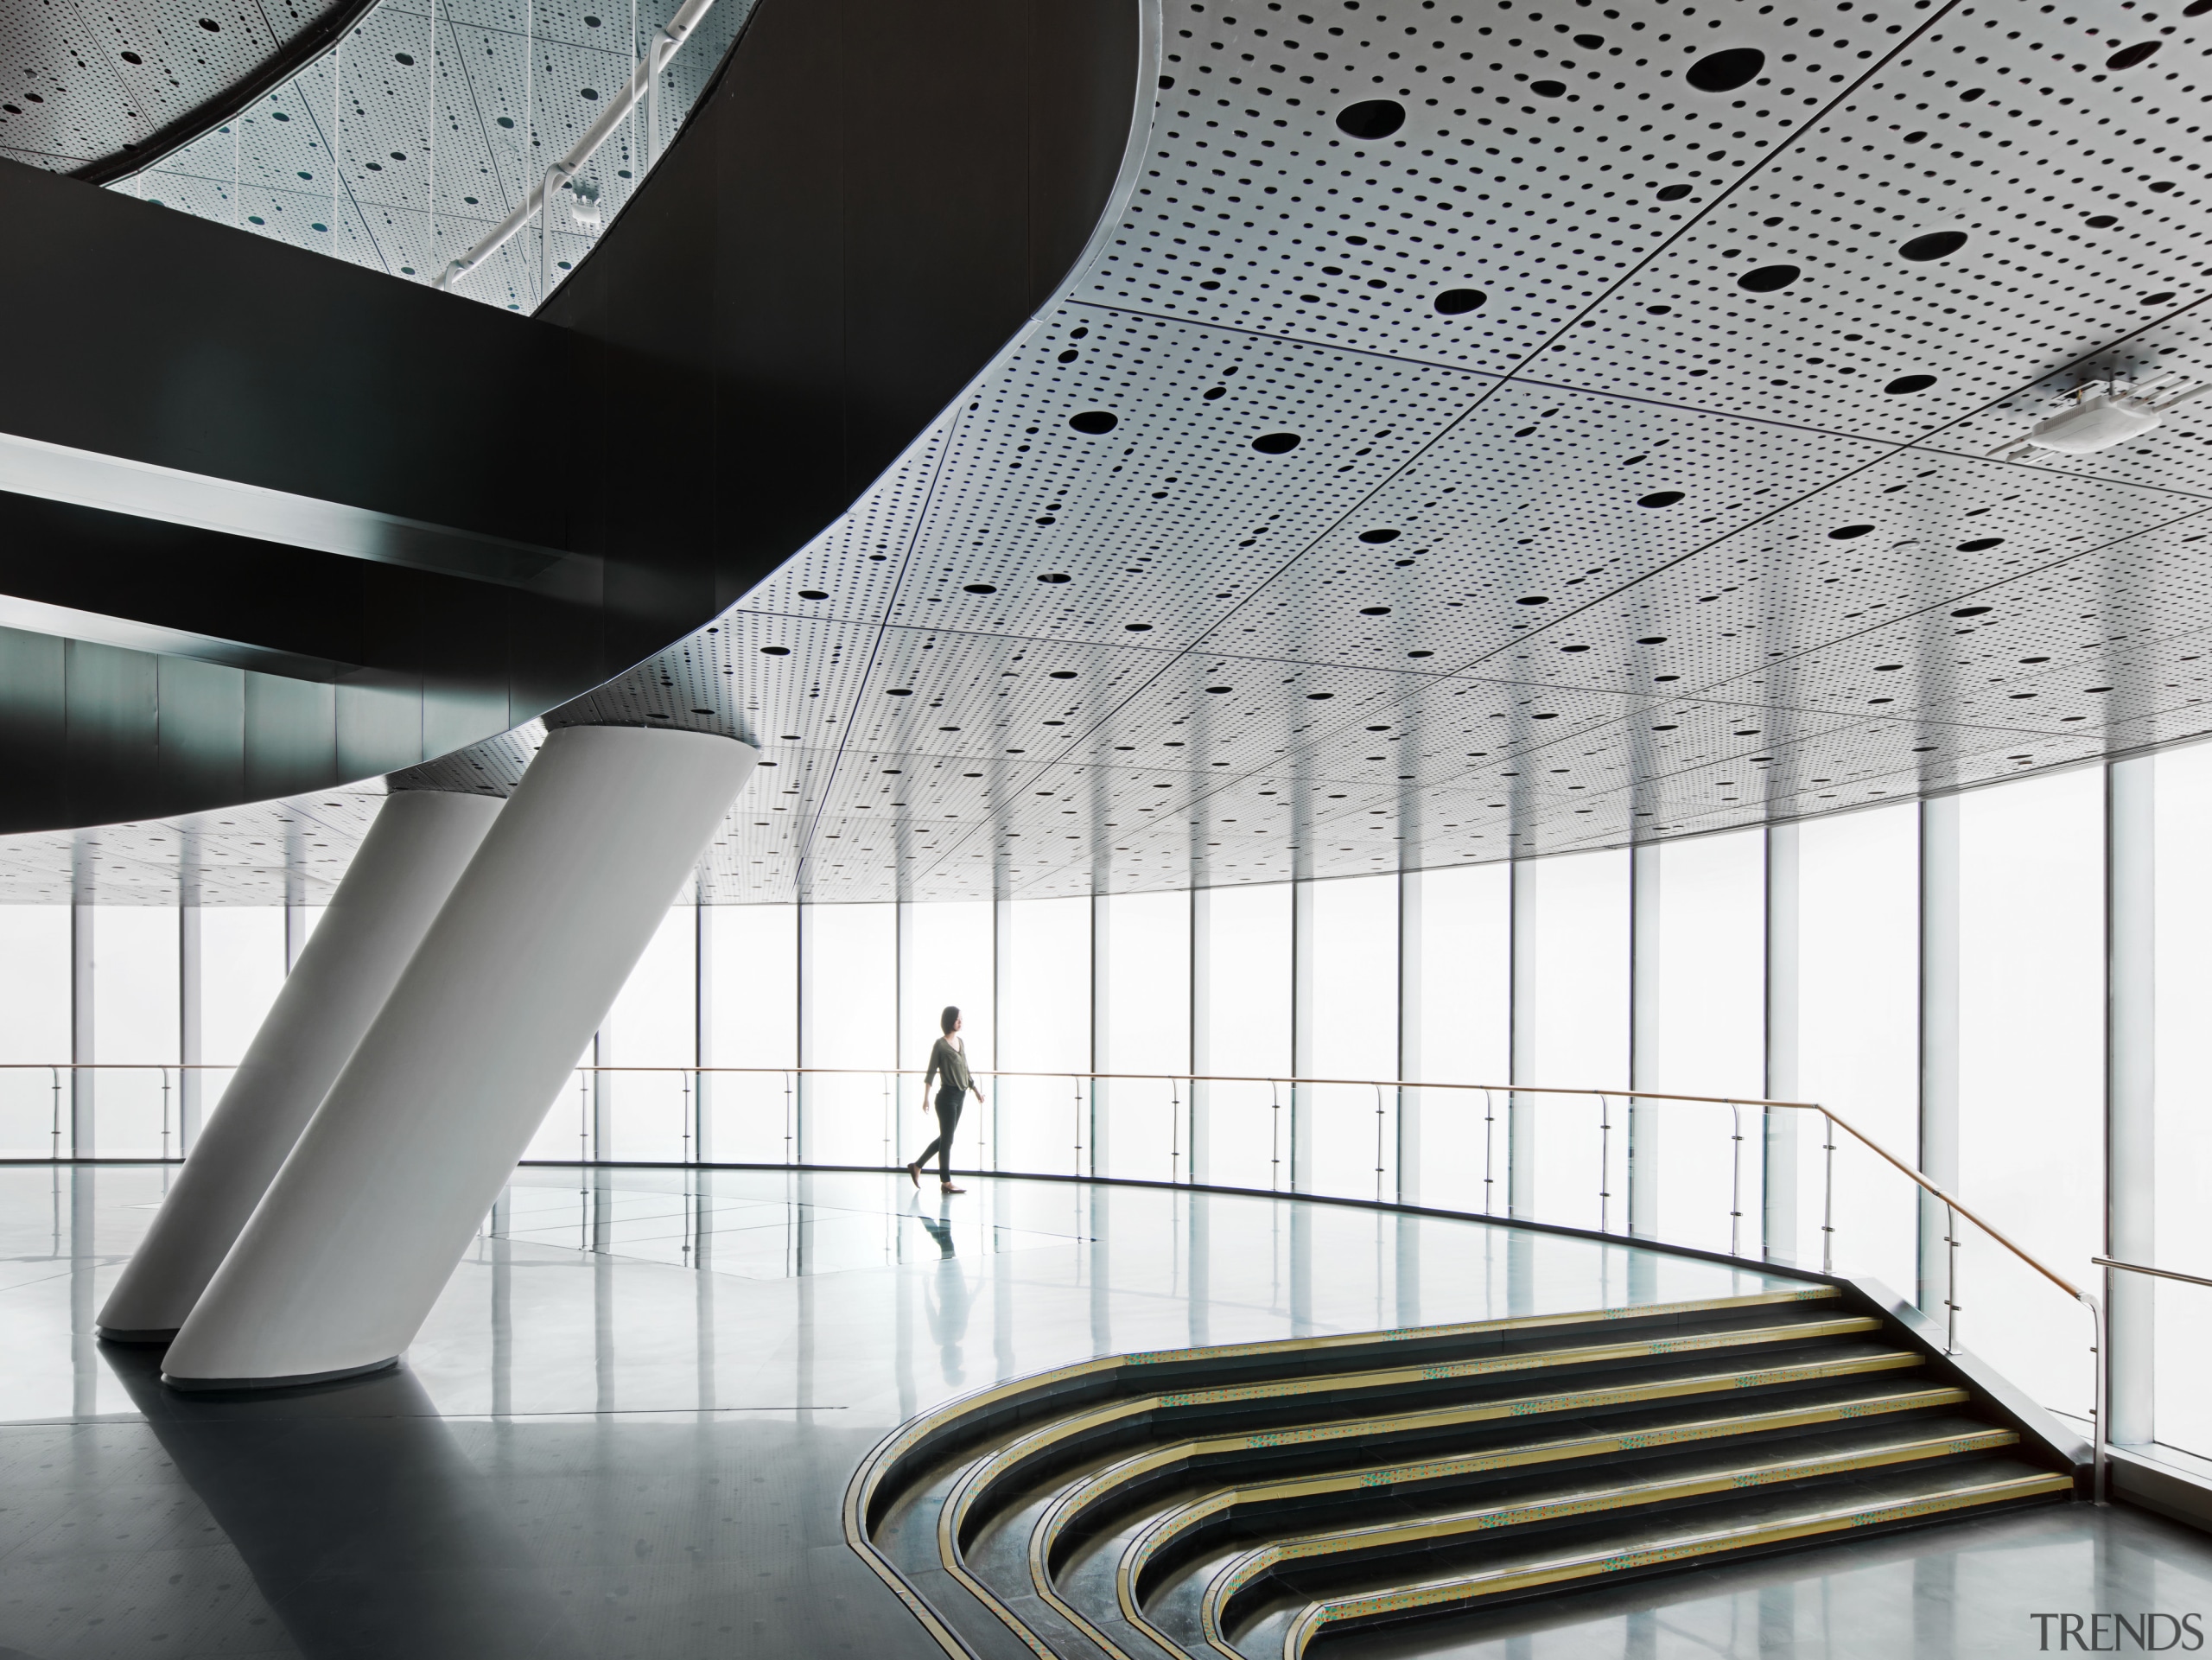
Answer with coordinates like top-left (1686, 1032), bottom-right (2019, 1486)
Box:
top-left (926, 1036), bottom-right (974, 1095)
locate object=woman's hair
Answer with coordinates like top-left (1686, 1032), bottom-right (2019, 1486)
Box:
top-left (940, 1005), bottom-right (961, 1035)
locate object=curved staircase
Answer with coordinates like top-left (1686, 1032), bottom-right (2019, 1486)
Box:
top-left (844, 1284), bottom-right (2077, 1659)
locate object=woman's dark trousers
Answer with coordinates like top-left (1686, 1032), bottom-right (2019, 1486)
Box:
top-left (917, 1088), bottom-right (963, 1180)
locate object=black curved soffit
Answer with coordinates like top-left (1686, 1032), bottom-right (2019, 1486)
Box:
top-left (0, 0), bottom-right (1137, 832)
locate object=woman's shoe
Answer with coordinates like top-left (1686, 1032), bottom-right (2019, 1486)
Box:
top-left (940, 1182), bottom-right (966, 1194)
top-left (906, 1161), bottom-right (920, 1189)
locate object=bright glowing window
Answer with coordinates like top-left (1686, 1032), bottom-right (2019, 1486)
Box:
top-left (997, 896), bottom-right (1090, 1175)
top-left (1796, 803), bottom-right (1919, 1293)
top-left (803, 902), bottom-right (897, 1167)
top-left (1407, 864), bottom-right (1510, 1213)
top-left (1957, 768), bottom-right (2104, 1419)
top-left (92, 906), bottom-right (179, 1156)
top-left (1515, 849), bottom-right (1629, 1231)
top-left (2155, 741), bottom-right (2212, 1456)
top-left (1197, 881), bottom-right (1291, 1190)
top-left (1306, 875), bottom-right (1398, 1203)
top-left (1649, 830), bottom-right (1764, 1255)
top-left (1097, 889), bottom-right (1190, 1182)
top-left (602, 906), bottom-right (697, 1161)
top-left (901, 900), bottom-right (994, 1173)
top-left (696, 902), bottom-right (797, 1164)
top-left (0, 906), bottom-right (68, 1154)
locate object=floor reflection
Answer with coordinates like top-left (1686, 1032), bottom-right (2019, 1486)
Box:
top-left (104, 1345), bottom-right (594, 1660)
top-left (1, 1166), bottom-right (2207, 1659)
top-left (912, 1194), bottom-right (974, 1386)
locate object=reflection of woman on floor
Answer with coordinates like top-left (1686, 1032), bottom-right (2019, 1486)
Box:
top-left (919, 1194), bottom-right (970, 1385)
top-left (909, 1005), bottom-right (984, 1194)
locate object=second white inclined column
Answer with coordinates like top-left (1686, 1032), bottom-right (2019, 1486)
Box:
top-left (162, 725), bottom-right (758, 1388)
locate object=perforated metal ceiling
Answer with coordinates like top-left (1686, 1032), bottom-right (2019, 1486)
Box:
top-left (41, 0), bottom-right (749, 308)
top-left (0, 0), bottom-right (348, 172)
top-left (10, 0), bottom-right (2212, 907)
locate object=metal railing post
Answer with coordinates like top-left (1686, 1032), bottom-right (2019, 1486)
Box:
top-left (2090, 1291), bottom-right (2109, 1504)
top-left (1270, 1079), bottom-right (1282, 1193)
top-left (1375, 1082), bottom-right (1386, 1205)
top-left (161, 1066), bottom-right (173, 1162)
top-left (1482, 1087), bottom-right (1496, 1216)
top-left (1598, 1092), bottom-right (1611, 1235)
top-left (1943, 1201), bottom-right (1961, 1356)
top-left (1821, 1110), bottom-right (1837, 1275)
top-left (1729, 1101), bottom-right (1744, 1260)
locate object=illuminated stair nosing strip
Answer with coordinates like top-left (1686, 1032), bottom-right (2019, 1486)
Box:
top-left (839, 1288), bottom-right (1843, 1660)
top-left (946, 1346), bottom-right (1925, 1660)
top-left (1107, 1382), bottom-right (1975, 1656)
top-left (1274, 1472), bottom-right (2077, 1660)
top-left (955, 1314), bottom-right (1883, 1561)
top-left (1201, 1426), bottom-right (2024, 1653)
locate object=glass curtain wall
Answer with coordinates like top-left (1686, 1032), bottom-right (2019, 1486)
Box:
top-left (600, 906), bottom-right (697, 1162)
top-left (1195, 882), bottom-right (1291, 1190)
top-left (800, 902), bottom-right (897, 1168)
top-left (1646, 830), bottom-right (1764, 1256)
top-left (1095, 890), bottom-right (1190, 1185)
top-left (0, 907), bottom-right (68, 1155)
top-left (705, 902), bottom-right (798, 1165)
top-left (1512, 849), bottom-right (1630, 1233)
top-left (2153, 741), bottom-right (2212, 1460)
top-left (1403, 864), bottom-right (1510, 1215)
top-left (996, 896), bottom-right (1090, 1177)
top-left (1303, 875), bottom-right (1399, 1205)
top-left (35, 740), bottom-right (2212, 1452)
top-left (1956, 768), bottom-right (2106, 1421)
top-left (91, 907), bottom-right (180, 1158)
top-left (1795, 802), bottom-right (1920, 1294)
top-left (900, 899), bottom-right (994, 1175)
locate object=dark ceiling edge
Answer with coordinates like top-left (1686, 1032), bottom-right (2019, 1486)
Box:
top-left (67, 0), bottom-right (385, 188)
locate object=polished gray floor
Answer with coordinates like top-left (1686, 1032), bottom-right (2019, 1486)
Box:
top-left (1, 1163), bottom-right (2207, 1658)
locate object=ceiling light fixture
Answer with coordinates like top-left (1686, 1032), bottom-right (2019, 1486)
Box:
top-left (1987, 372), bottom-right (2209, 459)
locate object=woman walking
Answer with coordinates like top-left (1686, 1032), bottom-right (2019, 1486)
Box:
top-left (910, 1006), bottom-right (984, 1193)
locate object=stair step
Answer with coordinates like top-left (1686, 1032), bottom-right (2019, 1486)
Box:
top-left (947, 1313), bottom-right (1891, 1557)
top-left (1104, 1378), bottom-right (1975, 1629)
top-left (1258, 1461), bottom-right (2072, 1659)
top-left (1017, 1344), bottom-right (1927, 1585)
top-left (1204, 1417), bottom-right (2019, 1645)
top-left (986, 1352), bottom-right (1933, 1660)
top-left (842, 1288), bottom-right (2077, 1660)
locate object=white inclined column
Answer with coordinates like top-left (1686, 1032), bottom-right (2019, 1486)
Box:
top-left (162, 726), bottom-right (758, 1389)
top-left (98, 788), bottom-right (505, 1342)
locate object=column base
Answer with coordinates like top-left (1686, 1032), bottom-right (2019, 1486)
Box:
top-left (96, 1325), bottom-right (179, 1345)
top-left (162, 1356), bottom-right (399, 1393)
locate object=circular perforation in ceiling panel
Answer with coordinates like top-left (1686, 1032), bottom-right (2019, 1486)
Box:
top-left (1107, 0), bottom-right (1821, 375)
top-left (1543, 4), bottom-right (2212, 435)
top-left (846, 627), bottom-right (1161, 766)
top-left (389, 721), bottom-right (544, 795)
top-left (108, 0), bottom-right (752, 301)
top-left (747, 427), bottom-right (958, 618)
top-left (887, 313), bottom-right (1476, 648)
top-left (0, 0), bottom-right (313, 170)
top-left (0, 791), bottom-right (391, 906)
top-left (1529, 448), bottom-right (2190, 699)
top-left (1224, 385), bottom-right (1878, 671)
